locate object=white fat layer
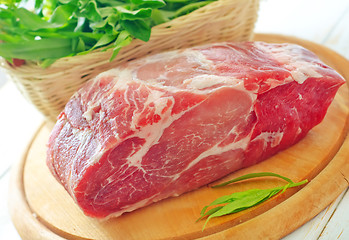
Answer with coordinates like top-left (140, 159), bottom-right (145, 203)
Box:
top-left (143, 48), bottom-right (213, 69)
top-left (82, 53), bottom-right (210, 123)
top-left (82, 68), bottom-right (133, 122)
top-left (171, 93), bottom-right (256, 181)
top-left (72, 128), bottom-right (104, 165)
top-left (264, 76), bottom-right (293, 89)
top-left (255, 42), bottom-right (324, 84)
top-left (124, 97), bottom-right (196, 169)
top-left (126, 104), bottom-right (174, 168)
top-left (184, 75), bottom-right (243, 90)
top-left (296, 127), bottom-right (302, 135)
top-left (87, 145), bottom-right (104, 165)
top-left (129, 88), bottom-right (168, 130)
top-left (82, 108), bottom-right (93, 121)
top-left (130, 49), bottom-right (214, 89)
top-left (186, 49), bottom-right (214, 69)
top-left (289, 63), bottom-right (323, 84)
top-left (55, 121), bottom-right (77, 201)
top-left (172, 133), bottom-right (252, 182)
top-left (252, 131), bottom-right (284, 149)
top-left (96, 68), bottom-right (132, 88)
top-left (169, 129), bottom-right (286, 184)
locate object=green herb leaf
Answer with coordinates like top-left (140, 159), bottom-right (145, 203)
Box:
top-left (49, 4), bottom-right (76, 25)
top-left (198, 172), bottom-right (308, 231)
top-left (120, 19), bottom-right (151, 42)
top-left (212, 172), bottom-right (294, 188)
top-left (174, 1), bottom-right (213, 18)
top-left (118, 7), bottom-right (152, 20)
top-left (196, 206), bottom-right (223, 222)
top-left (0, 38), bottom-right (72, 60)
top-left (109, 30), bottom-right (132, 60)
top-left (74, 37), bottom-right (86, 52)
top-left (0, 0), bottom-right (21, 5)
top-left (15, 7), bottom-right (62, 30)
top-left (91, 33), bottom-right (116, 51)
top-left (78, 0), bottom-right (102, 22)
top-left (131, 0), bottom-right (166, 9)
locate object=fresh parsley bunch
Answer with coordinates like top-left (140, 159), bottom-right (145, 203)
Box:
top-left (0, 0), bottom-right (214, 67)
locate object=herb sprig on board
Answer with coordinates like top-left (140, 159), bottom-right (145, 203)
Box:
top-left (0, 0), bottom-right (215, 67)
top-left (197, 172), bottom-right (308, 231)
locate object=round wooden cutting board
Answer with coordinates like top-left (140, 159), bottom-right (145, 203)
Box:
top-left (8, 34), bottom-right (349, 240)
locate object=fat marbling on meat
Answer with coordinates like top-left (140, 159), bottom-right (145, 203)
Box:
top-left (47, 42), bottom-right (345, 219)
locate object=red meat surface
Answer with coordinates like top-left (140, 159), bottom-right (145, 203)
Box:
top-left (47, 42), bottom-right (345, 219)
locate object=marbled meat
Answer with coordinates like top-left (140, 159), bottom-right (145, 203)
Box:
top-left (47, 42), bottom-right (345, 219)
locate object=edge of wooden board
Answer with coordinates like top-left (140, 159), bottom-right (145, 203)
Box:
top-left (7, 34), bottom-right (349, 240)
top-left (8, 123), bottom-right (66, 240)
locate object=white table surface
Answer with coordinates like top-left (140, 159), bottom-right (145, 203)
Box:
top-left (1, 0), bottom-right (349, 239)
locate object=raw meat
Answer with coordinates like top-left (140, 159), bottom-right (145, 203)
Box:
top-left (46, 42), bottom-right (345, 219)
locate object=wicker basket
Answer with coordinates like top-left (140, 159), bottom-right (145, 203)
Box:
top-left (0, 0), bottom-right (259, 123)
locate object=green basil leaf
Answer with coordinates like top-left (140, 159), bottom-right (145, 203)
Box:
top-left (78, 0), bottom-right (102, 22)
top-left (0, 8), bottom-right (15, 19)
top-left (49, 4), bottom-right (76, 25)
top-left (165, 0), bottom-right (192, 2)
top-left (110, 30), bottom-right (132, 61)
top-left (120, 19), bottom-right (151, 42)
top-left (0, 0), bottom-right (22, 4)
top-left (15, 8), bottom-right (61, 30)
top-left (151, 9), bottom-right (170, 25)
top-left (131, 0), bottom-right (166, 9)
top-left (174, 1), bottom-right (213, 18)
top-left (34, 0), bottom-right (44, 15)
top-left (35, 0), bottom-right (44, 8)
top-left (91, 34), bottom-right (116, 50)
top-left (0, 33), bottom-right (21, 43)
top-left (59, 0), bottom-right (78, 4)
top-left (73, 37), bottom-right (86, 52)
top-left (95, 0), bottom-right (124, 7)
top-left (117, 7), bottom-right (152, 20)
top-left (98, 6), bottom-right (115, 18)
top-left (0, 38), bottom-right (72, 60)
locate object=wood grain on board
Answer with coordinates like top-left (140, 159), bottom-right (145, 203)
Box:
top-left (8, 34), bottom-right (349, 240)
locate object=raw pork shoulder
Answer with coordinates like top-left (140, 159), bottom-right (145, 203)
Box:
top-left (47, 42), bottom-right (345, 219)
